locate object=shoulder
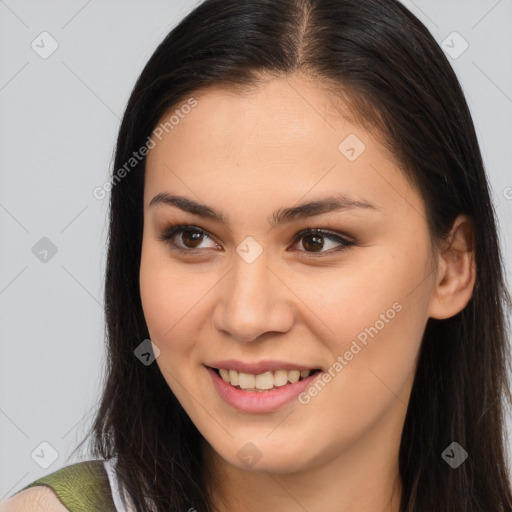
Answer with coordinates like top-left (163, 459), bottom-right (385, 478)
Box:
top-left (0, 485), bottom-right (68, 511)
top-left (1, 459), bottom-right (116, 512)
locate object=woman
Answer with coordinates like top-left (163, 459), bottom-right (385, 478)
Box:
top-left (4, 0), bottom-right (512, 510)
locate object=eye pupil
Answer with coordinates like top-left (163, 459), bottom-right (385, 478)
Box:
top-left (303, 234), bottom-right (324, 252)
top-left (182, 229), bottom-right (204, 248)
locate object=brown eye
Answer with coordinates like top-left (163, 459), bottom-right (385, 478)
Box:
top-left (291, 228), bottom-right (356, 256)
top-left (158, 224), bottom-right (220, 253)
top-left (180, 228), bottom-right (205, 248)
top-left (301, 233), bottom-right (326, 252)
top-left (158, 224), bottom-right (355, 257)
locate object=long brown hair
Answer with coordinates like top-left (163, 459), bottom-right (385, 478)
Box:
top-left (77, 0), bottom-right (512, 510)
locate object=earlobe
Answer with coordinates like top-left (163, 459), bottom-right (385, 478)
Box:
top-left (428, 215), bottom-right (477, 320)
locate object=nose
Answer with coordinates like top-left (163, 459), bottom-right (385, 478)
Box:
top-left (212, 253), bottom-right (294, 343)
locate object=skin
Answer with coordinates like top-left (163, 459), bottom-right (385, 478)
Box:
top-left (139, 73), bottom-right (476, 512)
top-left (0, 486), bottom-right (68, 511)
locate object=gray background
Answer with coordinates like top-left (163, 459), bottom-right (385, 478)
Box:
top-left (1, 0), bottom-right (511, 499)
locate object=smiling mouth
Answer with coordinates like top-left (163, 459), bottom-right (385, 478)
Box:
top-left (210, 367), bottom-right (322, 392)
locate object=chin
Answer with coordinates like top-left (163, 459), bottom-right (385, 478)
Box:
top-left (213, 437), bottom-right (314, 474)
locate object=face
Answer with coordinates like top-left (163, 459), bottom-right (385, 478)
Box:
top-left (140, 74), bottom-right (437, 474)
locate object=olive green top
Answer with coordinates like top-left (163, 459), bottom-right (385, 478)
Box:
top-left (14, 460), bottom-right (116, 511)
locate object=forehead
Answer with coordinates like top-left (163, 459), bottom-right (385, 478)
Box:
top-left (143, 75), bottom-right (421, 224)
top-left (152, 77), bottom-right (370, 155)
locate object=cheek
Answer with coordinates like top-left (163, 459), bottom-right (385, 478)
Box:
top-left (295, 246), bottom-right (428, 341)
top-left (139, 249), bottom-right (207, 401)
top-left (139, 239), bottom-right (185, 348)
top-left (139, 240), bottom-right (215, 360)
top-left (298, 244), bottom-right (430, 401)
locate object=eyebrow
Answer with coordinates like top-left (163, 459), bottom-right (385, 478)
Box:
top-left (149, 192), bottom-right (380, 228)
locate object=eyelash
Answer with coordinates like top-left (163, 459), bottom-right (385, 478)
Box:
top-left (157, 223), bottom-right (357, 257)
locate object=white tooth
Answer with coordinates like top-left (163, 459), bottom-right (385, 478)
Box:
top-left (225, 368), bottom-right (308, 390)
top-left (274, 370), bottom-right (288, 387)
top-left (238, 372), bottom-right (256, 389)
top-left (229, 369), bottom-right (239, 386)
top-left (288, 370), bottom-right (300, 383)
top-left (255, 371), bottom-right (274, 390)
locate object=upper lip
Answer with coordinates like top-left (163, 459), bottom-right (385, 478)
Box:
top-left (206, 359), bottom-right (320, 374)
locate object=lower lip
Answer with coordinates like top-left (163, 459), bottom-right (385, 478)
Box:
top-left (206, 366), bottom-right (320, 413)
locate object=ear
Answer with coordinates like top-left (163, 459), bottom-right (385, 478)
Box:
top-left (428, 214), bottom-right (477, 320)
